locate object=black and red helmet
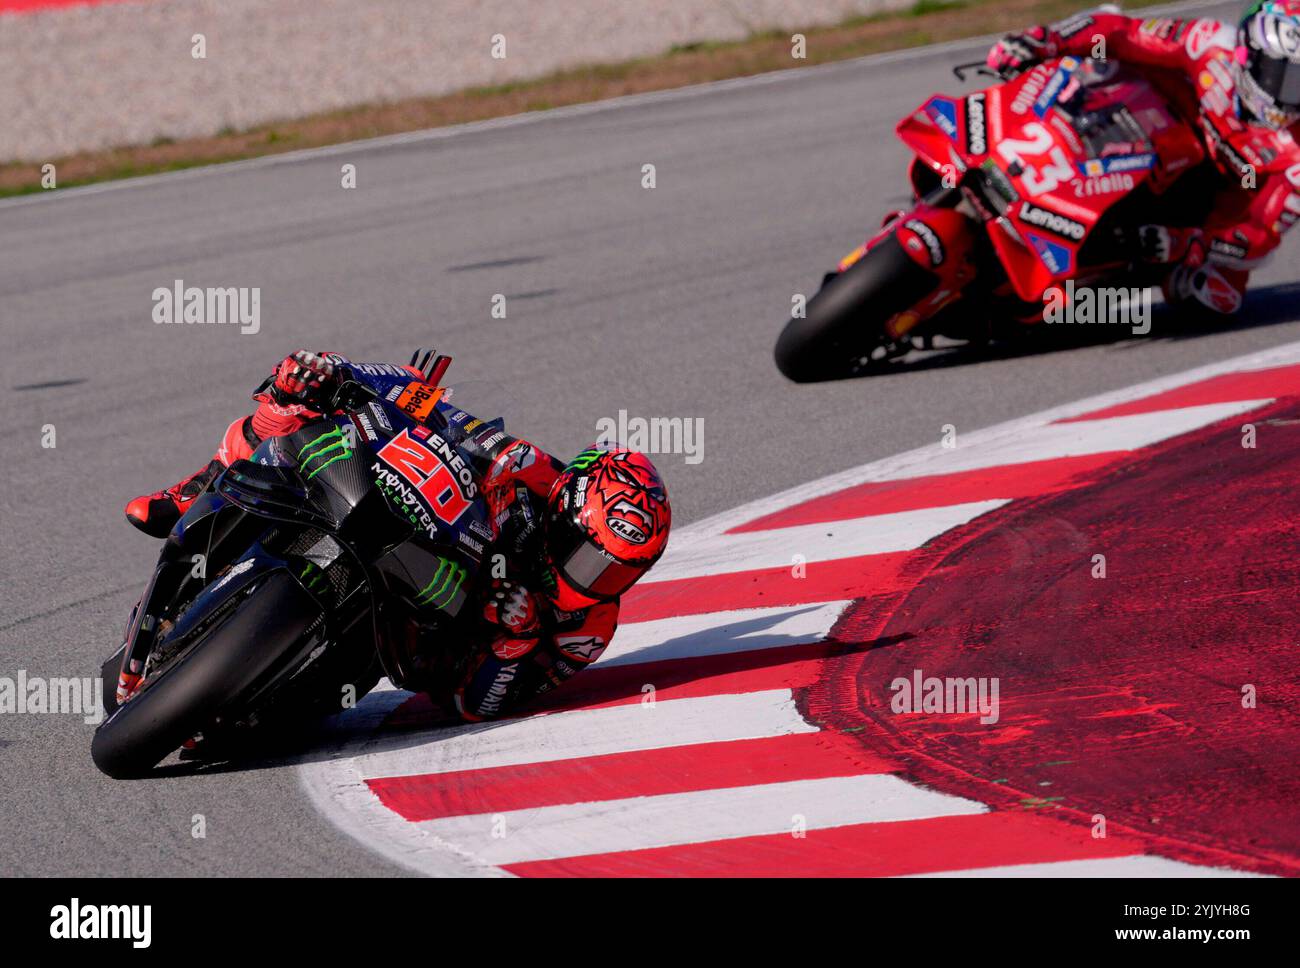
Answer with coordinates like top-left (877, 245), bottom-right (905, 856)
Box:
top-left (542, 448), bottom-right (671, 610)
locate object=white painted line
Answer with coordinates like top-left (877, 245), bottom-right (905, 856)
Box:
top-left (883, 399), bottom-right (1271, 482)
top-left (678, 344), bottom-right (1300, 545)
top-left (303, 328), bottom-right (1300, 879)
top-left (298, 688), bottom-right (508, 878)
top-left (643, 403), bottom-right (1261, 586)
top-left (346, 689), bottom-right (817, 781)
top-left (645, 499), bottom-right (1007, 584)
top-left (423, 773), bottom-right (987, 865)
top-left (600, 600), bottom-right (850, 667)
top-left (910, 855), bottom-right (1265, 877)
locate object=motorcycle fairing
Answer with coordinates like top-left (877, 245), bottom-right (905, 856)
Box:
top-left (186, 365), bottom-right (495, 692)
top-left (896, 58), bottom-right (1209, 302)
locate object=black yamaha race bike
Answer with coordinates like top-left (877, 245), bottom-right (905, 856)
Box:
top-left (92, 353), bottom-right (498, 778)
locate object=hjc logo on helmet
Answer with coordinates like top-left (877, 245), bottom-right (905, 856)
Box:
top-left (590, 453), bottom-right (667, 548)
top-left (606, 499), bottom-right (651, 544)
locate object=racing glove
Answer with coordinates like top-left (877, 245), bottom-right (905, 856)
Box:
top-left (1122, 225), bottom-right (1204, 265)
top-left (269, 350), bottom-right (338, 411)
top-left (481, 579), bottom-right (543, 637)
top-left (986, 26), bottom-right (1058, 76)
top-left (455, 580), bottom-right (545, 721)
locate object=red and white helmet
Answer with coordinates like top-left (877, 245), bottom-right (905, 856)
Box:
top-left (542, 448), bottom-right (671, 610)
top-left (1236, 1), bottom-right (1300, 127)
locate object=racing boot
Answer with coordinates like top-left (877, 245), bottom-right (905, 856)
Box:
top-left (124, 352), bottom-right (336, 538)
top-left (124, 458), bottom-right (226, 538)
top-left (124, 414), bottom-right (262, 537)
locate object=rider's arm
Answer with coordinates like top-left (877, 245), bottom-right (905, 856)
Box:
top-left (534, 601), bottom-right (620, 691)
top-left (477, 433), bottom-right (565, 502)
top-left (1204, 166), bottom-right (1300, 271)
top-left (1045, 12), bottom-right (1222, 72)
top-left (1165, 165), bottom-right (1300, 314)
top-left (455, 598), bottom-right (618, 721)
top-left (247, 350), bottom-right (342, 440)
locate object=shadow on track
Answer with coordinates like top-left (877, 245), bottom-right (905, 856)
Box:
top-left (796, 280), bottom-right (1300, 383)
top-left (137, 625), bottom-right (915, 779)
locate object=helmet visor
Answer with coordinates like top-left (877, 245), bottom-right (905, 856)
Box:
top-left (1254, 52), bottom-right (1300, 107)
top-left (556, 536), bottom-right (645, 600)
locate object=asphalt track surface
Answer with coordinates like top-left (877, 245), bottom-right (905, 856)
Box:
top-left (1, 0), bottom-right (1296, 876)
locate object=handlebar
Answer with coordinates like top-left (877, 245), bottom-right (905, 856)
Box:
top-left (328, 371), bottom-right (379, 415)
top-left (952, 60), bottom-right (1005, 83)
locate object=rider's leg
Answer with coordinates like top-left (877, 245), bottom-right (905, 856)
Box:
top-left (123, 415), bottom-right (259, 538)
top-left (452, 634), bottom-right (544, 722)
top-left (124, 395), bottom-right (322, 538)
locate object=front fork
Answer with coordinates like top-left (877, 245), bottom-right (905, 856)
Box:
top-left (839, 186), bottom-right (979, 340)
top-left (112, 494), bottom-right (259, 709)
top-left (112, 559), bottom-right (169, 709)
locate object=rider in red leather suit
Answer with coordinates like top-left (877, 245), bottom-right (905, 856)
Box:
top-left (121, 352), bottom-right (672, 722)
top-left (988, 2), bottom-right (1300, 315)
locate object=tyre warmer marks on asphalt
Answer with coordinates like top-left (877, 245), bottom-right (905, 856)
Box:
top-left (301, 342), bottom-right (1300, 877)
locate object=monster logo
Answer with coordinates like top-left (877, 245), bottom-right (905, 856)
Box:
top-left (298, 561), bottom-right (329, 593)
top-left (566, 449), bottom-right (604, 473)
top-left (299, 425), bottom-right (353, 480)
top-left (416, 557), bottom-right (468, 612)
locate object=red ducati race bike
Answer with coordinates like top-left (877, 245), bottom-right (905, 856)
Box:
top-left (775, 54), bottom-right (1216, 381)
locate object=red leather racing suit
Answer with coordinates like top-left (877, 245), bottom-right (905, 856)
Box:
top-left (1038, 10), bottom-right (1300, 312)
top-left (208, 358), bottom-right (619, 722)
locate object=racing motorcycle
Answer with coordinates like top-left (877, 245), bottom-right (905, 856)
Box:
top-left (92, 352), bottom-right (500, 778)
top-left (775, 53), bottom-right (1219, 381)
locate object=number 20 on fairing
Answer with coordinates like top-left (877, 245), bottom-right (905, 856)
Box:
top-left (376, 429), bottom-right (473, 525)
